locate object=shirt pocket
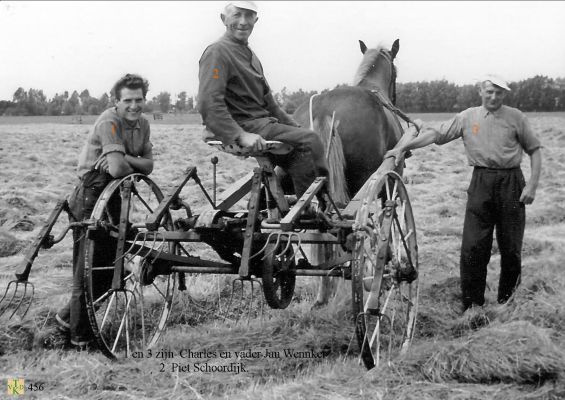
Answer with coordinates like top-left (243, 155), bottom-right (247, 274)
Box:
top-left (493, 119), bottom-right (517, 150)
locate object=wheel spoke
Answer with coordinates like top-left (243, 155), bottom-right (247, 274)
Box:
top-left (390, 180), bottom-right (398, 202)
top-left (111, 284), bottom-right (138, 353)
top-left (151, 280), bottom-right (168, 300)
top-left (132, 189), bottom-right (154, 214)
top-left (100, 291), bottom-right (117, 329)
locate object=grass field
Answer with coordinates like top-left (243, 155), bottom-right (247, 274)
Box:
top-left (0, 113), bottom-right (564, 399)
top-left (0, 112), bottom-right (203, 126)
top-left (1, 111), bottom-right (563, 126)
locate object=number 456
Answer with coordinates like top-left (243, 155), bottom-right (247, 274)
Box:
top-left (28, 383), bottom-right (44, 391)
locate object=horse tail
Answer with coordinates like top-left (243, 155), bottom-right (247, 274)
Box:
top-left (308, 93), bottom-right (321, 131)
top-left (312, 114), bottom-right (349, 205)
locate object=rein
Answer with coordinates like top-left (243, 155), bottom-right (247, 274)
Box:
top-left (369, 88), bottom-right (420, 133)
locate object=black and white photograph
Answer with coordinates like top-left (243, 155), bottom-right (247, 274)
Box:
top-left (1, 1), bottom-right (564, 399)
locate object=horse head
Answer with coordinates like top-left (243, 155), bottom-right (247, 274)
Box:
top-left (353, 39), bottom-right (399, 103)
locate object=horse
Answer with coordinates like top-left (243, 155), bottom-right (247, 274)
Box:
top-left (292, 39), bottom-right (406, 306)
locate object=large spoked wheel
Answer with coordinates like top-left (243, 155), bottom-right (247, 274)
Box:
top-left (84, 173), bottom-right (177, 359)
top-left (261, 242), bottom-right (296, 309)
top-left (352, 171), bottom-right (419, 370)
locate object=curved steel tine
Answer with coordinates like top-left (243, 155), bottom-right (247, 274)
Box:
top-left (236, 279), bottom-right (245, 324)
top-left (250, 231), bottom-right (278, 261)
top-left (135, 233), bottom-right (158, 264)
top-left (9, 282), bottom-right (28, 319)
top-left (23, 282), bottom-right (35, 318)
top-left (123, 287), bottom-right (139, 343)
top-left (152, 235), bottom-right (167, 261)
top-left (356, 311), bottom-right (371, 364)
top-left (224, 278), bottom-right (242, 322)
top-left (258, 280), bottom-right (264, 324)
top-left (114, 231), bottom-right (145, 265)
top-left (252, 277), bottom-right (264, 325)
top-left (127, 232), bottom-right (144, 257)
top-left (0, 281), bottom-right (16, 308)
top-left (0, 281), bottom-right (18, 316)
top-left (0, 280), bottom-right (35, 319)
top-left (289, 235), bottom-right (302, 263)
top-left (260, 232), bottom-right (281, 260)
top-left (248, 279), bottom-right (255, 324)
top-left (130, 232), bottom-right (149, 258)
top-left (151, 233), bottom-right (158, 255)
top-left (277, 232), bottom-right (299, 259)
top-left (274, 233), bottom-right (289, 259)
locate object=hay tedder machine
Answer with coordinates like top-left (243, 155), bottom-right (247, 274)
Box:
top-left (1, 139), bottom-right (419, 370)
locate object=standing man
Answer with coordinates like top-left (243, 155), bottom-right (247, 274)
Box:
top-left (386, 75), bottom-right (542, 312)
top-left (55, 73), bottom-right (154, 349)
top-left (197, 1), bottom-right (329, 198)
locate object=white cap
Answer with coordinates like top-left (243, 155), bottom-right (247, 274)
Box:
top-left (480, 74), bottom-right (511, 91)
top-left (225, 1), bottom-right (258, 13)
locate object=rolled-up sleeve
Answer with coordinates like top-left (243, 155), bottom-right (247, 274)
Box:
top-left (197, 46), bottom-right (246, 144)
top-left (434, 115), bottom-right (463, 145)
top-left (517, 114), bottom-right (542, 155)
top-left (97, 120), bottom-right (126, 156)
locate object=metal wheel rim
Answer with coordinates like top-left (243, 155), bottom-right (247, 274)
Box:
top-left (351, 171), bottom-right (419, 369)
top-left (84, 174), bottom-right (176, 359)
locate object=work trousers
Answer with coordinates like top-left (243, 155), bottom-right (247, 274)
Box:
top-left (460, 167), bottom-right (526, 309)
top-left (240, 120), bottom-right (329, 197)
top-left (57, 170), bottom-right (117, 345)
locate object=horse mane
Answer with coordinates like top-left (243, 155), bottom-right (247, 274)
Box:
top-left (352, 45), bottom-right (393, 87)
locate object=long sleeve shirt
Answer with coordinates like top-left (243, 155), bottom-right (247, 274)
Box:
top-left (197, 34), bottom-right (296, 144)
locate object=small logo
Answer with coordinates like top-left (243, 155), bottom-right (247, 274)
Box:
top-left (471, 123), bottom-right (480, 135)
top-left (7, 378), bottom-right (25, 395)
top-left (213, 68), bottom-right (220, 79)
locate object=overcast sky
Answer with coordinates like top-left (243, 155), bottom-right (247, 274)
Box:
top-left (1, 1), bottom-right (564, 101)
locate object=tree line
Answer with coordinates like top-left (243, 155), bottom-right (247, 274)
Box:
top-left (276, 75), bottom-right (565, 114)
top-left (0, 89), bottom-right (195, 116)
top-left (1, 75), bottom-right (564, 117)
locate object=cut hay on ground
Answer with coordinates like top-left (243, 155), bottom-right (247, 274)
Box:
top-left (1, 115), bottom-right (565, 399)
top-left (399, 320), bottom-right (565, 385)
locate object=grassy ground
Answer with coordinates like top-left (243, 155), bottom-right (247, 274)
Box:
top-left (1, 111), bottom-right (562, 126)
top-left (0, 112), bottom-right (203, 126)
top-left (0, 114), bottom-right (564, 399)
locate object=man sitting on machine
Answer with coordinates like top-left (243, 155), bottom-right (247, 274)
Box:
top-left (197, 1), bottom-right (329, 200)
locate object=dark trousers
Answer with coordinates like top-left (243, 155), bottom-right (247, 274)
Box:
top-left (58, 171), bottom-right (116, 345)
top-left (240, 120), bottom-right (329, 197)
top-left (460, 167), bottom-right (526, 309)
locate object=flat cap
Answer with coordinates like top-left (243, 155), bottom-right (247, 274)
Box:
top-left (226, 1), bottom-right (258, 13)
top-left (480, 74), bottom-right (511, 91)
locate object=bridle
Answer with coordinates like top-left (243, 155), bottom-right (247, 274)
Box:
top-left (370, 50), bottom-right (419, 132)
